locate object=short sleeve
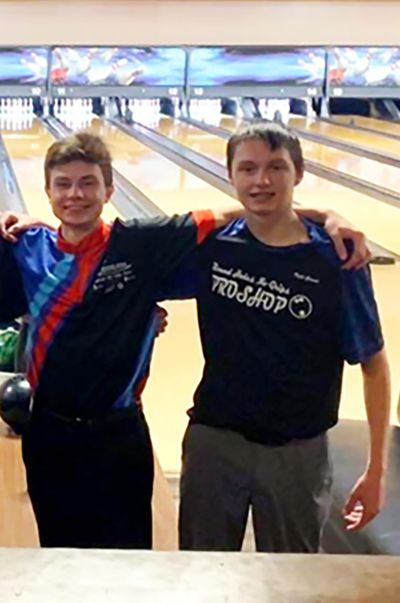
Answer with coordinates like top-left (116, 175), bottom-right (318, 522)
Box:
top-left (0, 238), bottom-right (28, 321)
top-left (339, 265), bottom-right (383, 364)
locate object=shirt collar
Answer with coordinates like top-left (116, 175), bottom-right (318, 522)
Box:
top-left (57, 220), bottom-right (111, 254)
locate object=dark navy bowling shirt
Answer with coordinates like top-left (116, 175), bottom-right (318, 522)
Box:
top-left (1, 212), bottom-right (214, 418)
top-left (171, 218), bottom-right (383, 445)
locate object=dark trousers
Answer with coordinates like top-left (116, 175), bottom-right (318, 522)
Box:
top-left (22, 407), bottom-right (154, 549)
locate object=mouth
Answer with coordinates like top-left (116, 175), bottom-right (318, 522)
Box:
top-left (249, 192), bottom-right (276, 202)
top-left (63, 204), bottom-right (91, 211)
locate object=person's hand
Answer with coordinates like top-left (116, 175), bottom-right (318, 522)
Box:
top-left (324, 212), bottom-right (371, 270)
top-left (0, 211), bottom-right (50, 243)
top-left (155, 305), bottom-right (168, 337)
top-left (342, 470), bottom-right (385, 531)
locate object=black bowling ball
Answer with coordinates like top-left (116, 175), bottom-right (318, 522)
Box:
top-left (0, 374), bottom-right (32, 435)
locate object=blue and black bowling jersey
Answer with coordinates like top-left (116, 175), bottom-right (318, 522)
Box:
top-left (0, 212), bottom-right (214, 418)
top-left (171, 218), bottom-right (383, 445)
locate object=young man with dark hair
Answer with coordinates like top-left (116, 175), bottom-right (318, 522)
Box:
top-left (0, 130), bottom-right (370, 550)
top-left (175, 122), bottom-right (390, 553)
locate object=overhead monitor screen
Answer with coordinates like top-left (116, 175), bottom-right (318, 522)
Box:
top-left (328, 47), bottom-right (400, 87)
top-left (50, 47), bottom-right (186, 86)
top-left (188, 47), bottom-right (326, 86)
top-left (0, 47), bottom-right (49, 86)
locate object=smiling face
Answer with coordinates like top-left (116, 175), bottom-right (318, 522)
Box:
top-left (229, 137), bottom-right (303, 218)
top-left (44, 132), bottom-right (114, 235)
top-left (45, 160), bottom-right (114, 230)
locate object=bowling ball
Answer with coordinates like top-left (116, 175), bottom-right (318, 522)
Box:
top-left (0, 374), bottom-right (32, 435)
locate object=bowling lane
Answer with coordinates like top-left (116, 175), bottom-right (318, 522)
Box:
top-left (86, 117), bottom-right (239, 215)
top-left (331, 115), bottom-right (400, 138)
top-left (1, 119), bottom-right (119, 224)
top-left (153, 116), bottom-right (400, 255)
top-left (157, 117), bottom-right (400, 193)
top-left (157, 117), bottom-right (226, 163)
top-left (1, 120), bottom-right (57, 225)
top-left (0, 416), bottom-right (38, 546)
top-left (288, 115), bottom-right (400, 158)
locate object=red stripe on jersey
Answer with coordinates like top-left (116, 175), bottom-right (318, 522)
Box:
top-left (191, 210), bottom-right (216, 244)
top-left (28, 222), bottom-right (111, 390)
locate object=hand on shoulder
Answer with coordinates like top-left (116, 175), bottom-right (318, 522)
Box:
top-left (0, 211), bottom-right (53, 243)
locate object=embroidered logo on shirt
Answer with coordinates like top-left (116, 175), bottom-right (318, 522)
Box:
top-left (92, 262), bottom-right (136, 294)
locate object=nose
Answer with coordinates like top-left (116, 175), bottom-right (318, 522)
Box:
top-left (67, 183), bottom-right (84, 198)
top-left (256, 169), bottom-right (272, 186)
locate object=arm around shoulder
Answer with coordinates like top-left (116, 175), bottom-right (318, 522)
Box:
top-left (0, 211), bottom-right (53, 243)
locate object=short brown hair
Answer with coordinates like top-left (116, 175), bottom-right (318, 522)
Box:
top-left (44, 132), bottom-right (113, 187)
top-left (226, 121), bottom-right (304, 176)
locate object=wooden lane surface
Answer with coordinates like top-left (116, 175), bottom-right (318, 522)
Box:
top-left (157, 117), bottom-right (227, 164)
top-left (332, 114), bottom-right (400, 137)
top-left (288, 115), bottom-right (400, 157)
top-left (0, 120), bottom-right (177, 549)
top-left (299, 137), bottom-right (400, 192)
top-left (158, 116), bottom-right (400, 193)
top-left (159, 116), bottom-right (400, 255)
top-left (87, 117), bottom-right (239, 214)
top-left (0, 414), bottom-right (38, 547)
top-left (0, 548), bottom-right (400, 602)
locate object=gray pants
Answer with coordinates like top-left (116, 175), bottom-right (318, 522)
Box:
top-left (179, 424), bottom-right (333, 552)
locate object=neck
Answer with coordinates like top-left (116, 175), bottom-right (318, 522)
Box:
top-left (245, 209), bottom-right (309, 246)
top-left (60, 220), bottom-right (102, 246)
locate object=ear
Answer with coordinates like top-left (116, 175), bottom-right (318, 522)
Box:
top-left (45, 186), bottom-right (51, 200)
top-left (104, 185), bottom-right (115, 204)
top-left (294, 168), bottom-right (304, 187)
